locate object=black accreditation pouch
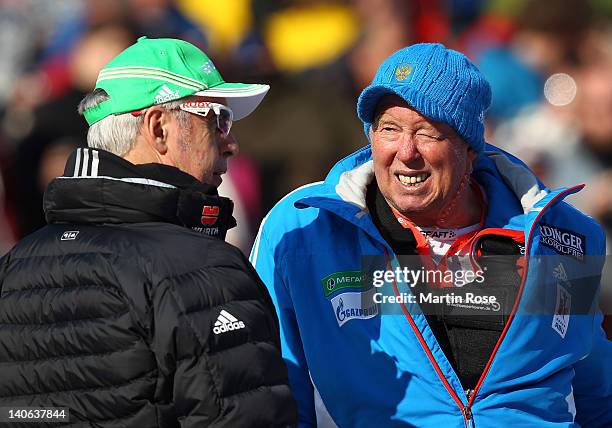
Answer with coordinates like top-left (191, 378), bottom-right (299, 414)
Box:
top-left (440, 235), bottom-right (523, 331)
top-left (435, 234), bottom-right (524, 389)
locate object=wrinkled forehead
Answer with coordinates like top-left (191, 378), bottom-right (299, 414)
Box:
top-left (376, 93), bottom-right (410, 111)
top-left (372, 94), bottom-right (422, 121)
top-left (372, 94), bottom-right (433, 125)
top-left (372, 93), bottom-right (465, 142)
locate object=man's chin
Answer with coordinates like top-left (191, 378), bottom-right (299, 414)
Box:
top-left (391, 200), bottom-right (438, 223)
top-left (211, 174), bottom-right (223, 188)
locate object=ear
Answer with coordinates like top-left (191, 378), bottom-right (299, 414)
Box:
top-left (466, 148), bottom-right (478, 174)
top-left (142, 106), bottom-right (170, 155)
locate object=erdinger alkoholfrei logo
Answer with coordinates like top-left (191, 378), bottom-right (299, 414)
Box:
top-left (201, 205), bottom-right (219, 226)
top-left (539, 223), bottom-right (586, 261)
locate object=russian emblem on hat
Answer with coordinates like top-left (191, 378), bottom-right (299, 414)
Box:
top-left (395, 64), bottom-right (413, 81)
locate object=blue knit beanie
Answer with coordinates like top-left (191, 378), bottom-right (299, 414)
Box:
top-left (357, 43), bottom-right (491, 154)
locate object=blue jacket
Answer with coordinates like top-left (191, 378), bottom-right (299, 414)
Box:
top-left (251, 145), bottom-right (612, 427)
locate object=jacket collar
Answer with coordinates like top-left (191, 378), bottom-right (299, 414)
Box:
top-left (44, 148), bottom-right (236, 239)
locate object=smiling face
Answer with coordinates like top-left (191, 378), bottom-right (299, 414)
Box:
top-left (371, 94), bottom-right (476, 226)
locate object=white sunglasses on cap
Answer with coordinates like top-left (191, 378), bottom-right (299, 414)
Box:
top-left (178, 101), bottom-right (233, 137)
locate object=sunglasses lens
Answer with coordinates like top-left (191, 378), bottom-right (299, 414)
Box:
top-left (217, 108), bottom-right (232, 136)
top-left (179, 102), bottom-right (233, 136)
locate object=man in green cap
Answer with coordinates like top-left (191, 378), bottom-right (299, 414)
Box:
top-left (0, 37), bottom-right (297, 427)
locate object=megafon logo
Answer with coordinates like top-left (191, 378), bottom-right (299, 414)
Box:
top-left (321, 271), bottom-right (365, 297)
top-left (201, 205), bottom-right (219, 225)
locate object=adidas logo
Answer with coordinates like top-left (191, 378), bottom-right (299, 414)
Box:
top-left (155, 84), bottom-right (180, 103)
top-left (213, 309), bottom-right (246, 335)
top-left (201, 60), bottom-right (216, 74)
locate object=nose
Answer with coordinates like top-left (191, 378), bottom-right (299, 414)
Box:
top-left (220, 132), bottom-right (239, 157)
top-left (396, 134), bottom-right (421, 163)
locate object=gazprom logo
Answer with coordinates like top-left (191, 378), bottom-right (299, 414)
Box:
top-left (336, 297), bottom-right (345, 321)
top-left (330, 290), bottom-right (379, 327)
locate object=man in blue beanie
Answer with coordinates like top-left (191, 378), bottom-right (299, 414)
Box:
top-left (251, 43), bottom-right (611, 427)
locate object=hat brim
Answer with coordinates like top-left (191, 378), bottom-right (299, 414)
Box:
top-left (357, 85), bottom-right (402, 124)
top-left (358, 84), bottom-right (453, 128)
top-left (195, 83), bottom-right (269, 120)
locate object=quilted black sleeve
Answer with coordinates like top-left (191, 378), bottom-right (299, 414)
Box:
top-left (152, 243), bottom-right (298, 428)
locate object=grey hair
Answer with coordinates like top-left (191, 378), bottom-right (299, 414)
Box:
top-left (77, 89), bottom-right (192, 157)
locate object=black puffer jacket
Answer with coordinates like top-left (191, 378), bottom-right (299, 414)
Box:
top-left (0, 148), bottom-right (297, 427)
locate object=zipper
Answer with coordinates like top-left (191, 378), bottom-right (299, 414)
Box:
top-left (384, 186), bottom-right (584, 428)
top-left (385, 248), bottom-right (472, 425)
top-left (463, 390), bottom-right (475, 428)
top-left (463, 406), bottom-right (474, 428)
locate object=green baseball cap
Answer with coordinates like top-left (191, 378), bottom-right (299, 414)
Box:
top-left (83, 36), bottom-right (270, 125)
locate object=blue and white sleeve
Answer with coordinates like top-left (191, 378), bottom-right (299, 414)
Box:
top-left (572, 310), bottom-right (612, 427)
top-left (250, 223), bottom-right (316, 427)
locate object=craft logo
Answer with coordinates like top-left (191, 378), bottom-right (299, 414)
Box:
top-left (330, 290), bottom-right (378, 327)
top-left (420, 229), bottom-right (456, 239)
top-left (539, 224), bottom-right (585, 261)
top-left (395, 64), bottom-right (413, 81)
top-left (321, 271), bottom-right (366, 297)
top-left (201, 205), bottom-right (219, 225)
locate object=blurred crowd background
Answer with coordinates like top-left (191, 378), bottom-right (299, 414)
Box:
top-left (0, 0), bottom-right (612, 258)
